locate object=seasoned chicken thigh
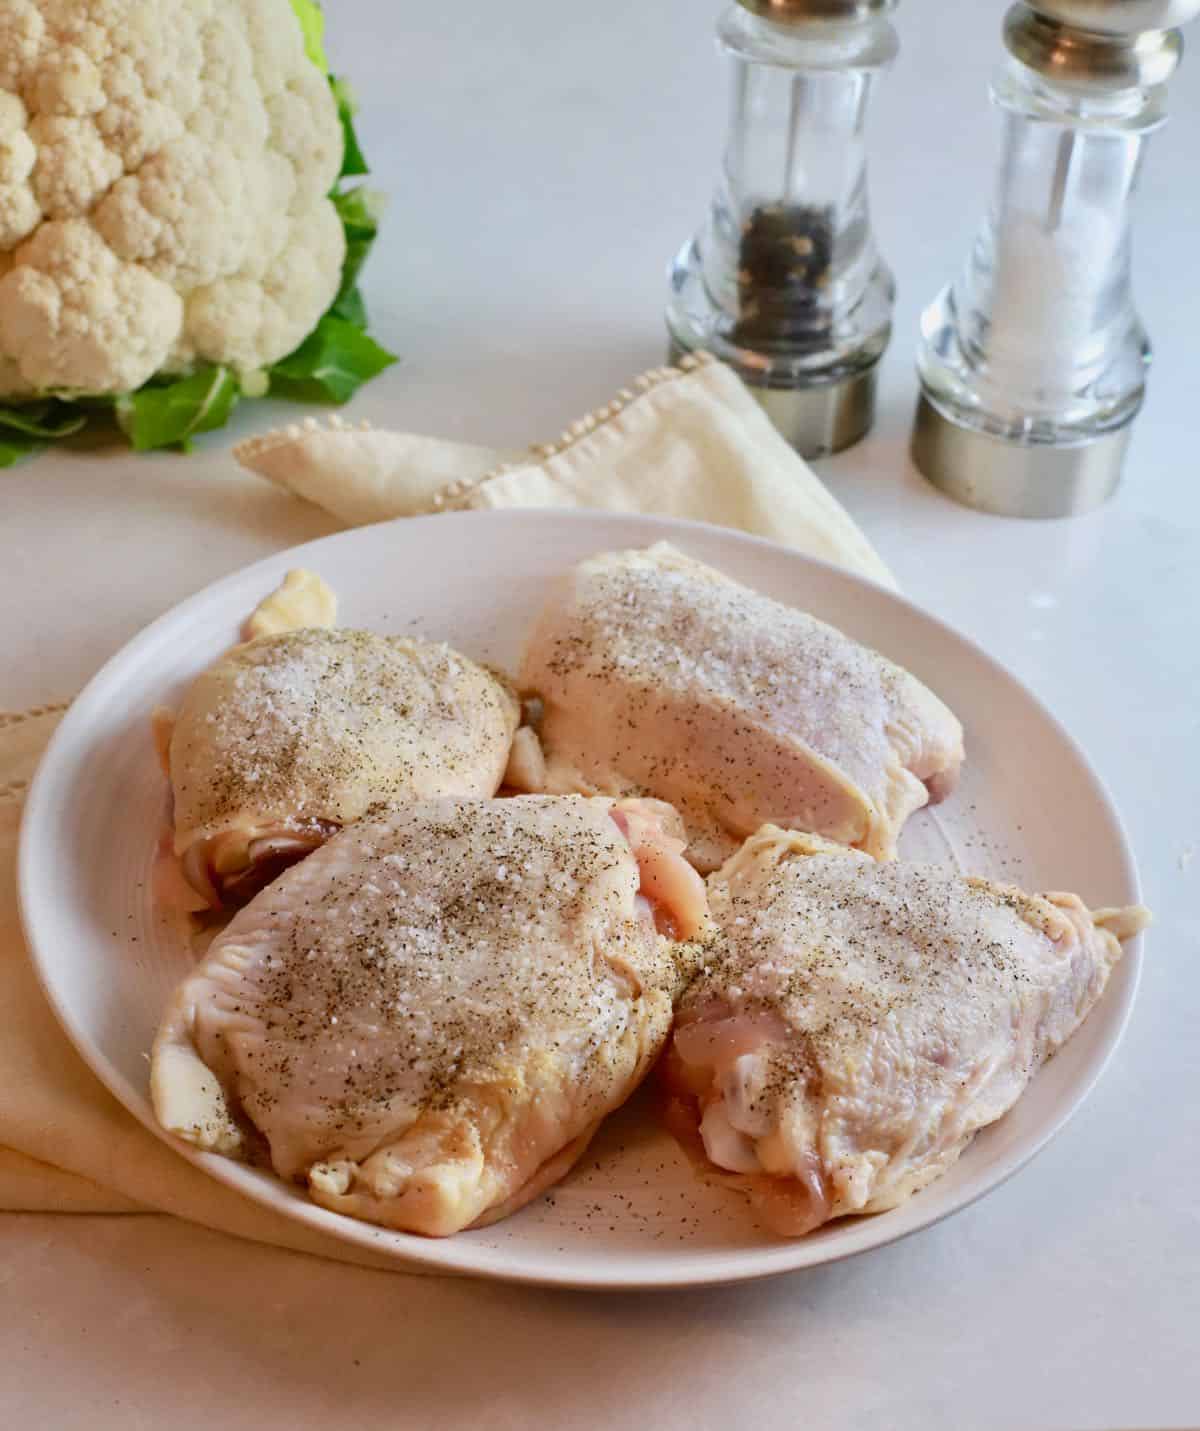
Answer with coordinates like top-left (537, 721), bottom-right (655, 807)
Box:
top-left (168, 628), bottom-right (519, 906)
top-left (152, 795), bottom-right (709, 1235)
top-left (518, 544), bottom-right (963, 871)
top-left (663, 828), bottom-right (1148, 1236)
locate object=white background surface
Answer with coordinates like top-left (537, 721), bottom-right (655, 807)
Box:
top-left (3, 1), bottom-right (1198, 1426)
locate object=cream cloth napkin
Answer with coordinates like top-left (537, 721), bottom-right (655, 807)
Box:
top-left (234, 354), bottom-right (895, 589)
top-left (1, 353), bottom-right (890, 1260)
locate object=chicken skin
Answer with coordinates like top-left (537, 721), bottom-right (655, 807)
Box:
top-left (167, 629), bottom-right (519, 907)
top-left (517, 544), bottom-right (964, 871)
top-left (662, 828), bottom-right (1148, 1236)
top-left (152, 795), bottom-right (709, 1235)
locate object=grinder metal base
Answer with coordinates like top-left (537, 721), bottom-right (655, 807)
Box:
top-left (911, 391), bottom-right (1132, 519)
top-left (752, 367), bottom-right (878, 460)
top-left (668, 337), bottom-right (878, 459)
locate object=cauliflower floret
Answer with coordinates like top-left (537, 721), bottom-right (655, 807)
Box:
top-left (90, 14), bottom-right (196, 172)
top-left (189, 9), bottom-right (272, 156)
top-left (0, 219), bottom-right (183, 391)
top-left (0, 90), bottom-right (40, 248)
top-left (28, 114), bottom-right (124, 217)
top-left (0, 90), bottom-right (32, 162)
top-left (265, 65), bottom-right (343, 209)
top-left (0, 0), bottom-right (349, 397)
top-left (0, 2), bottom-right (45, 95)
top-left (0, 186), bottom-right (40, 250)
top-left (184, 196), bottom-right (343, 372)
top-left (95, 135), bottom-right (288, 290)
top-left (30, 44), bottom-right (105, 117)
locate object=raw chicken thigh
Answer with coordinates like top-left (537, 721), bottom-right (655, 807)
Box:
top-left (167, 628), bottom-right (519, 906)
top-left (517, 543), bottom-right (964, 871)
top-left (663, 827), bottom-right (1148, 1236)
top-left (152, 795), bottom-right (709, 1235)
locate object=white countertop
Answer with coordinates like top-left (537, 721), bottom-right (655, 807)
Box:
top-left (4, 2), bottom-right (1199, 1426)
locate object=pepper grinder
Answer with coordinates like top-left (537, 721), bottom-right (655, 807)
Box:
top-left (913, 0), bottom-right (1200, 518)
top-left (665, 0), bottom-right (898, 458)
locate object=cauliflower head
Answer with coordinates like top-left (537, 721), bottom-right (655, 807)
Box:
top-left (0, 0), bottom-right (348, 397)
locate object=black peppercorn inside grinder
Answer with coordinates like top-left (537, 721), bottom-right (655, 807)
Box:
top-left (666, 0), bottom-right (898, 459)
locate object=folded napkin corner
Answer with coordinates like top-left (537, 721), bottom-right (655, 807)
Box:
top-left (235, 353), bottom-right (894, 589)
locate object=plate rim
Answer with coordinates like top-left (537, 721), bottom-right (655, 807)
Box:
top-left (17, 507), bottom-right (1144, 1289)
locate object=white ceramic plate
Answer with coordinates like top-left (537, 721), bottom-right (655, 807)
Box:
top-left (19, 510), bottom-right (1143, 1289)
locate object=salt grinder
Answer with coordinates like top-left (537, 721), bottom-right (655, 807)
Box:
top-left (913, 1), bottom-right (1200, 518)
top-left (665, 0), bottom-right (899, 458)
